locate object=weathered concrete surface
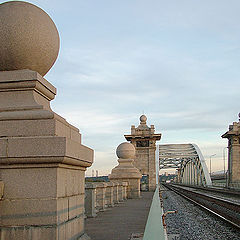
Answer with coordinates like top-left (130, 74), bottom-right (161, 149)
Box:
top-left (85, 192), bottom-right (153, 240)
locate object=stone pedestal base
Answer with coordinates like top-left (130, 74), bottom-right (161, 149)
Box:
top-left (0, 164), bottom-right (88, 240)
top-left (0, 70), bottom-right (93, 240)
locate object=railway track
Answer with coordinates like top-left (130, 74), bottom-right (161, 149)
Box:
top-left (162, 183), bottom-right (240, 230)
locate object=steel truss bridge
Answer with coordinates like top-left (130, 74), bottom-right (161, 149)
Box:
top-left (156, 143), bottom-right (212, 186)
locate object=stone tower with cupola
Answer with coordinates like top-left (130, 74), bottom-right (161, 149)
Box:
top-left (124, 115), bottom-right (161, 191)
top-left (222, 113), bottom-right (240, 187)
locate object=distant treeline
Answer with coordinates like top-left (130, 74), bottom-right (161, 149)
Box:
top-left (85, 175), bottom-right (149, 183)
top-left (86, 176), bottom-right (109, 182)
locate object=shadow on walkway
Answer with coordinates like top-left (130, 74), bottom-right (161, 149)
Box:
top-left (85, 192), bottom-right (153, 240)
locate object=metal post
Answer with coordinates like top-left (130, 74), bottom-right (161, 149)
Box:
top-left (190, 162), bottom-right (192, 185)
top-left (155, 145), bottom-right (159, 186)
top-left (223, 147), bottom-right (228, 174)
top-left (193, 163), bottom-right (196, 185)
top-left (210, 157), bottom-right (211, 175)
top-left (209, 154), bottom-right (216, 176)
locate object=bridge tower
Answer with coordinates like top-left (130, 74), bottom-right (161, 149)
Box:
top-left (222, 114), bottom-right (240, 187)
top-left (124, 115), bottom-right (161, 191)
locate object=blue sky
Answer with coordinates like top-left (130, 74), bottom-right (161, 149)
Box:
top-left (15, 0), bottom-right (240, 175)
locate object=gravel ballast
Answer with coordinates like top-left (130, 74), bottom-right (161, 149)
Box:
top-left (161, 186), bottom-right (240, 240)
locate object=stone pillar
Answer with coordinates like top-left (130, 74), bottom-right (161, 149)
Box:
top-left (0, 2), bottom-right (93, 239)
top-left (113, 182), bottom-right (119, 204)
top-left (85, 183), bottom-right (97, 218)
top-left (95, 182), bottom-right (107, 212)
top-left (124, 115), bottom-right (161, 191)
top-left (122, 182), bottom-right (128, 200)
top-left (105, 182), bottom-right (114, 207)
top-left (109, 142), bottom-right (142, 199)
top-left (222, 114), bottom-right (240, 187)
top-left (117, 182), bottom-right (124, 202)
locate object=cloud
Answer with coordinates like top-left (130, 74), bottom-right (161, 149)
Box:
top-left (26, 0), bottom-right (240, 174)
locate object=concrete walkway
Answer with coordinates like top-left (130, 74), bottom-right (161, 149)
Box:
top-left (85, 192), bottom-right (153, 240)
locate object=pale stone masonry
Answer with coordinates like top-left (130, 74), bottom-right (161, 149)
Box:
top-left (85, 183), bottom-right (97, 218)
top-left (222, 114), bottom-right (240, 187)
top-left (84, 181), bottom-right (128, 218)
top-left (0, 1), bottom-right (59, 76)
top-left (0, 1), bottom-right (93, 239)
top-left (125, 115), bottom-right (161, 191)
top-left (95, 182), bottom-right (107, 212)
top-left (105, 182), bottom-right (115, 207)
top-left (109, 142), bottom-right (142, 198)
top-left (0, 71), bottom-right (93, 240)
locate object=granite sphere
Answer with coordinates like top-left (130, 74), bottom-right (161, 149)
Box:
top-left (116, 142), bottom-right (135, 159)
top-left (140, 114), bottom-right (147, 123)
top-left (0, 1), bottom-right (60, 76)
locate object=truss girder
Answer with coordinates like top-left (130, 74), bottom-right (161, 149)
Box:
top-left (158, 143), bottom-right (212, 186)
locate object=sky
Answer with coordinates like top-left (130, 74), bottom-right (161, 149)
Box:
top-left (10, 0), bottom-right (240, 175)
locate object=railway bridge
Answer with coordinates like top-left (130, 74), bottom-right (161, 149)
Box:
top-left (157, 143), bottom-right (212, 187)
top-left (0, 1), bottom-right (239, 239)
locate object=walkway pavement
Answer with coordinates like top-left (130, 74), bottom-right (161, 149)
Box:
top-left (85, 192), bottom-right (153, 240)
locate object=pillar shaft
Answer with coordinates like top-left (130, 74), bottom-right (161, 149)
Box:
top-left (0, 70), bottom-right (93, 240)
top-left (85, 183), bottom-right (97, 218)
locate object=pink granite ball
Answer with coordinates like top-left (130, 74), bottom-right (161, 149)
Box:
top-left (0, 1), bottom-right (60, 76)
top-left (116, 142), bottom-right (135, 159)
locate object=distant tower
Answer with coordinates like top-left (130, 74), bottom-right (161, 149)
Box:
top-left (124, 115), bottom-right (161, 191)
top-left (222, 113), bottom-right (240, 187)
top-left (92, 169), bottom-right (94, 177)
top-left (96, 170), bottom-right (99, 177)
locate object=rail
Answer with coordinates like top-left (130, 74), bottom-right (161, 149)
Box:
top-left (163, 183), bottom-right (240, 229)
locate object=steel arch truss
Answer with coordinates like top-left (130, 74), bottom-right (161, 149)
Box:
top-left (158, 143), bottom-right (212, 186)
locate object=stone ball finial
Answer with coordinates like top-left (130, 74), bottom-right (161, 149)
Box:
top-left (140, 114), bottom-right (147, 123)
top-left (0, 1), bottom-right (60, 76)
top-left (116, 142), bottom-right (135, 159)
